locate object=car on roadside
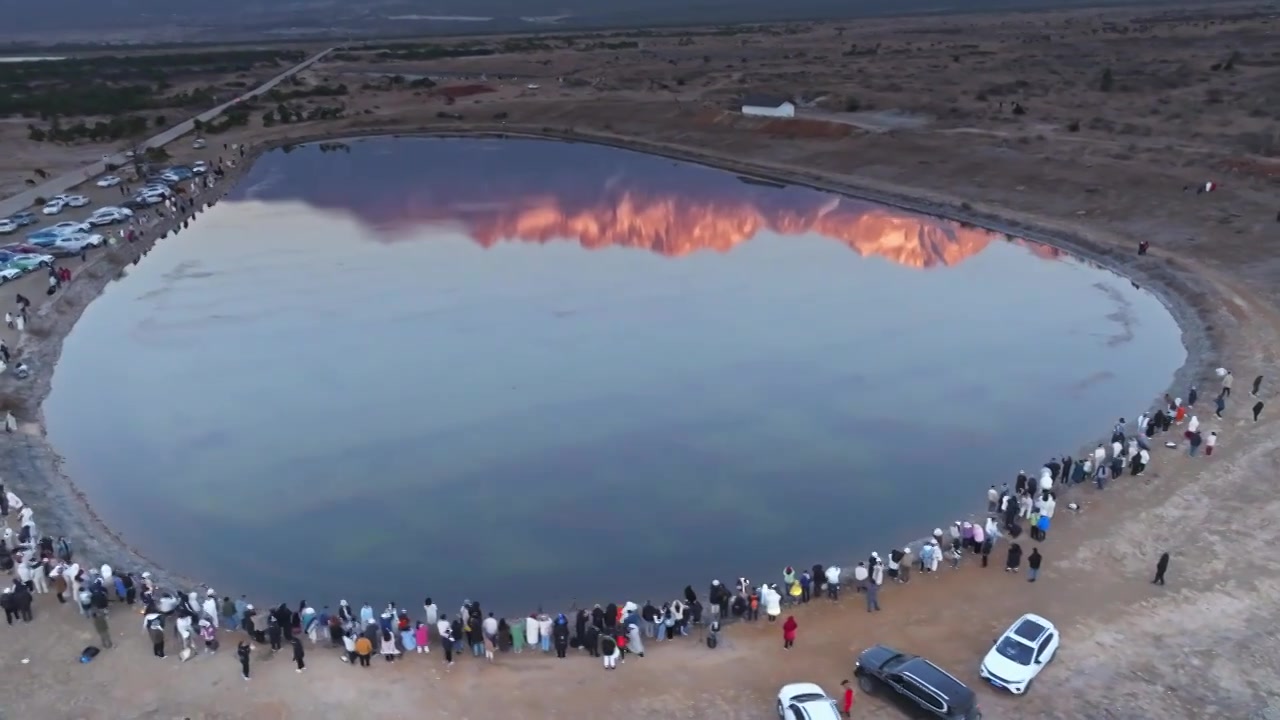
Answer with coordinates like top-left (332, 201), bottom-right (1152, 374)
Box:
top-left (979, 614), bottom-right (1059, 695)
top-left (193, 138), bottom-right (207, 150)
top-left (0, 219), bottom-right (16, 235)
top-left (0, 252), bottom-right (54, 271)
top-left (132, 192), bottom-right (165, 206)
top-left (50, 221), bottom-right (91, 234)
top-left (192, 161), bottom-right (208, 175)
top-left (88, 207), bottom-right (134, 226)
top-left (776, 683), bottom-right (841, 720)
top-left (42, 199), bottom-right (66, 215)
top-left (65, 194), bottom-right (90, 208)
top-left (854, 645), bottom-right (981, 720)
top-left (96, 175), bottom-right (123, 188)
top-left (0, 266), bottom-right (23, 284)
top-left (2, 243), bottom-right (48, 255)
top-left (9, 212), bottom-right (37, 227)
top-left (45, 233), bottom-right (105, 255)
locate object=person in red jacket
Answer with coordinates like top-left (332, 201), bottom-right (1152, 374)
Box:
top-left (782, 616), bottom-right (797, 649)
top-left (840, 679), bottom-right (856, 716)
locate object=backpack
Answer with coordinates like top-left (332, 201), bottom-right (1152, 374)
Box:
top-left (79, 646), bottom-right (100, 663)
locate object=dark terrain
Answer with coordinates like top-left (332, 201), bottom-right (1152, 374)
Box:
top-left (3, 0), bottom-right (1197, 45)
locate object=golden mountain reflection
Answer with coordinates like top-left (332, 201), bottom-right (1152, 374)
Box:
top-left (364, 189), bottom-right (1061, 269)
top-left (264, 140), bottom-right (1062, 269)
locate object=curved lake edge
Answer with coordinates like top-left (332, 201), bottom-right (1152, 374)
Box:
top-left (2, 128), bottom-right (1216, 599)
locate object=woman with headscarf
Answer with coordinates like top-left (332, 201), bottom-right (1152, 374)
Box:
top-left (1005, 542), bottom-right (1023, 573)
top-left (537, 613), bottom-right (553, 653)
top-left (552, 613), bottom-right (570, 658)
top-left (380, 628), bottom-right (399, 662)
top-left (510, 615), bottom-right (525, 653)
top-left (762, 585), bottom-right (782, 622)
top-left (782, 615), bottom-right (798, 649)
top-left (626, 619), bottom-right (645, 658)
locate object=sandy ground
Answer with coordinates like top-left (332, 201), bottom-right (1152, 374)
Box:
top-left (3, 4), bottom-right (1280, 720)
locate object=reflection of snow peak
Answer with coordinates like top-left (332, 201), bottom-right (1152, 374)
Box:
top-left (334, 184), bottom-right (1062, 269)
top-left (452, 191), bottom-right (997, 268)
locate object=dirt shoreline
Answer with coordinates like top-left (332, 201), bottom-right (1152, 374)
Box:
top-left (0, 126), bottom-right (1219, 603)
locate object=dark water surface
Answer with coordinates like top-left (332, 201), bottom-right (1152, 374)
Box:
top-left (45, 137), bottom-right (1185, 613)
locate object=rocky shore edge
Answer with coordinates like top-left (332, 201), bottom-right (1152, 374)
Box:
top-left (0, 126), bottom-right (1221, 603)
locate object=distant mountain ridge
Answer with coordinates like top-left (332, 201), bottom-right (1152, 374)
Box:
top-left (3, 0), bottom-right (1188, 44)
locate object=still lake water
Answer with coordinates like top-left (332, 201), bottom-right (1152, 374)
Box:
top-left (46, 137), bottom-right (1185, 612)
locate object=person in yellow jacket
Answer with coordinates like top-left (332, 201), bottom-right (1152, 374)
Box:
top-left (354, 635), bottom-right (373, 667)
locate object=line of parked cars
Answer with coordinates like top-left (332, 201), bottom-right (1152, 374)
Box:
top-left (776, 614), bottom-right (1060, 720)
top-left (0, 156), bottom-right (207, 285)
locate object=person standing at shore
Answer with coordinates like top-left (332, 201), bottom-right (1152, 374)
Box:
top-left (782, 616), bottom-right (798, 649)
top-left (145, 610), bottom-right (165, 658)
top-left (1005, 543), bottom-right (1023, 573)
top-left (865, 581), bottom-right (881, 613)
top-left (1206, 431), bottom-right (1218, 456)
top-left (237, 640), bottom-right (251, 680)
top-left (1252, 375), bottom-right (1263, 397)
top-left (291, 636), bottom-right (306, 672)
top-left (437, 614), bottom-right (454, 666)
top-left (91, 609), bottom-right (113, 649)
top-left (1027, 549), bottom-right (1043, 582)
top-left (1253, 401), bottom-right (1265, 422)
top-left (1221, 370), bottom-right (1234, 398)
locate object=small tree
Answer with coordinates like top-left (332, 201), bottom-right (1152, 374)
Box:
top-left (1100, 67), bottom-right (1114, 92)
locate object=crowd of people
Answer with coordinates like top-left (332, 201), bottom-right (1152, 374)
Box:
top-left (2, 367), bottom-right (1254, 682)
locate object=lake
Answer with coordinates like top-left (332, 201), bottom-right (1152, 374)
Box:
top-left (44, 136), bottom-right (1186, 613)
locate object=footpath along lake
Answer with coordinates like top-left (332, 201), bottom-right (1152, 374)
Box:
top-left (44, 137), bottom-right (1185, 612)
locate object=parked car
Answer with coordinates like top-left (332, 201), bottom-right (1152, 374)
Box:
top-left (88, 207), bottom-right (134, 226)
top-left (776, 683), bottom-right (841, 720)
top-left (9, 212), bottom-right (37, 227)
top-left (42, 199), bottom-right (66, 215)
top-left (1, 253), bottom-right (54, 271)
top-left (0, 266), bottom-right (23, 284)
top-left (96, 175), bottom-right (123, 188)
top-left (65, 195), bottom-right (90, 208)
top-left (132, 193), bottom-right (165, 206)
top-left (46, 233), bottom-right (105, 255)
top-left (50, 221), bottom-right (91, 234)
top-left (979, 614), bottom-right (1059, 695)
top-left (192, 161), bottom-right (208, 175)
top-left (193, 138), bottom-right (207, 149)
top-left (0, 219), bottom-right (16, 235)
top-left (141, 184), bottom-right (172, 196)
top-left (854, 645), bottom-right (981, 720)
top-left (2, 243), bottom-right (48, 255)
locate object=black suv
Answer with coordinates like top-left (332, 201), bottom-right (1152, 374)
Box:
top-left (854, 645), bottom-right (981, 720)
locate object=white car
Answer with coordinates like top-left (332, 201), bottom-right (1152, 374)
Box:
top-left (980, 613), bottom-right (1059, 695)
top-left (89, 207), bottom-right (133, 226)
top-left (48, 233), bottom-right (105, 253)
top-left (142, 184), bottom-right (172, 197)
top-left (96, 175), bottom-right (122, 188)
top-left (776, 683), bottom-right (841, 720)
top-left (50, 221), bottom-right (91, 235)
top-left (134, 193), bottom-right (165, 205)
top-left (42, 200), bottom-right (65, 215)
top-left (0, 267), bottom-right (23, 284)
top-left (0, 219), bottom-right (16, 235)
top-left (193, 138), bottom-right (207, 149)
top-left (192, 161), bottom-right (208, 175)
top-left (65, 195), bottom-right (90, 208)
